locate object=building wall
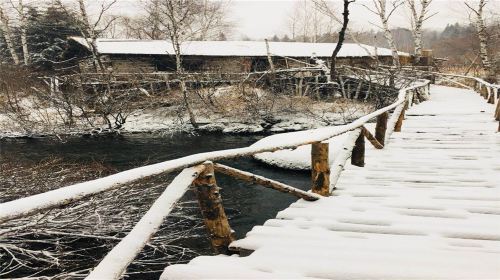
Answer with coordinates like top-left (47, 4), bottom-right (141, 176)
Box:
top-left (77, 54), bottom-right (402, 73)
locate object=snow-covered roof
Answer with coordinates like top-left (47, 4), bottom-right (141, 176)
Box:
top-left (69, 36), bottom-right (409, 58)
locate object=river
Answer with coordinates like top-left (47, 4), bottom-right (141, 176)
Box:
top-left (0, 132), bottom-right (310, 278)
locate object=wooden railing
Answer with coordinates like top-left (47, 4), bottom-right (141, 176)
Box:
top-left (413, 70), bottom-right (500, 130)
top-left (1, 78), bottom-right (432, 279)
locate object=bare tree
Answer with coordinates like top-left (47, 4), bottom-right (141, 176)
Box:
top-left (61, 0), bottom-right (118, 72)
top-left (406, 0), bottom-right (434, 63)
top-left (330, 0), bottom-right (356, 81)
top-left (364, 0), bottom-right (404, 67)
top-left (465, 0), bottom-right (496, 82)
top-left (288, 0), bottom-right (330, 43)
top-left (0, 1), bottom-right (20, 65)
top-left (161, 1), bottom-right (199, 128)
top-left (120, 0), bottom-right (166, 40)
top-left (159, 0), bottom-right (230, 129)
top-left (313, 0), bottom-right (377, 60)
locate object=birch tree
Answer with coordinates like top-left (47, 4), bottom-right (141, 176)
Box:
top-left (406, 0), bottom-right (434, 63)
top-left (0, 1), bottom-right (20, 65)
top-left (160, 1), bottom-right (198, 128)
top-left (364, 0), bottom-right (404, 67)
top-left (465, 0), bottom-right (496, 81)
top-left (10, 0), bottom-right (29, 64)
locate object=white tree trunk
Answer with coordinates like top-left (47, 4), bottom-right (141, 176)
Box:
top-left (18, 0), bottom-right (29, 65)
top-left (0, 5), bottom-right (20, 65)
top-left (382, 19), bottom-right (400, 67)
top-left (77, 0), bottom-right (105, 72)
top-left (370, 0), bottom-right (401, 67)
top-left (407, 0), bottom-right (432, 62)
top-left (474, 0), bottom-right (494, 79)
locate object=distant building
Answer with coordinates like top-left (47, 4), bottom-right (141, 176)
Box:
top-left (67, 37), bottom-right (410, 73)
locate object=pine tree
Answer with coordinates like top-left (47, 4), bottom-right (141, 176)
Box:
top-left (26, 2), bottom-right (80, 70)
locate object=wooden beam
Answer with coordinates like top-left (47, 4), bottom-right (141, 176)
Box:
top-left (213, 164), bottom-right (320, 201)
top-left (351, 133), bottom-right (365, 167)
top-left (311, 142), bottom-right (330, 196)
top-left (375, 112), bottom-right (389, 146)
top-left (361, 126), bottom-right (384, 149)
top-left (193, 161), bottom-right (234, 255)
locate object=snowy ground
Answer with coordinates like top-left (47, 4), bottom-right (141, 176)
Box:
top-left (0, 86), bottom-right (373, 138)
top-left (160, 85), bottom-right (500, 279)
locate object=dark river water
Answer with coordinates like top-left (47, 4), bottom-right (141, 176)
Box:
top-left (0, 132), bottom-right (310, 278)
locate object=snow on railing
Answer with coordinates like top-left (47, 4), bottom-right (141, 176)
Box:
top-left (403, 69), bottom-right (499, 107)
top-left (0, 77), bottom-right (432, 279)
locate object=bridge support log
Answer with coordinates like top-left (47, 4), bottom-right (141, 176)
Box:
top-left (375, 112), bottom-right (389, 146)
top-left (311, 142), bottom-right (330, 196)
top-left (361, 126), bottom-right (384, 149)
top-left (394, 103), bottom-right (408, 132)
top-left (193, 161), bottom-right (235, 255)
top-left (351, 133), bottom-right (365, 167)
top-left (213, 163), bottom-right (320, 201)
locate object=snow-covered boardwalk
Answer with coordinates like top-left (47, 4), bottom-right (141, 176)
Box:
top-left (162, 85), bottom-right (500, 279)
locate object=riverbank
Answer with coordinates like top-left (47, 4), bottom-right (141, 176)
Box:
top-left (0, 91), bottom-right (374, 139)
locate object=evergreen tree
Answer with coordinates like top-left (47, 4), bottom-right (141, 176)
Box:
top-left (217, 32), bottom-right (227, 41)
top-left (26, 2), bottom-right (81, 70)
top-left (281, 34), bottom-right (291, 42)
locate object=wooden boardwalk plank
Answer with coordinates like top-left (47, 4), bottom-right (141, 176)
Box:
top-left (161, 85), bottom-right (500, 279)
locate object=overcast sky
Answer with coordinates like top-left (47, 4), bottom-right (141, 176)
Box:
top-left (228, 0), bottom-right (500, 39)
top-left (110, 0), bottom-right (499, 40)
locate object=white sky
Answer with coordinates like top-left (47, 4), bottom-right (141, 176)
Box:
top-left (228, 0), bottom-right (499, 39)
top-left (106, 0), bottom-right (499, 40)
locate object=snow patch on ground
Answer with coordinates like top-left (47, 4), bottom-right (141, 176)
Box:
top-left (252, 123), bottom-right (375, 170)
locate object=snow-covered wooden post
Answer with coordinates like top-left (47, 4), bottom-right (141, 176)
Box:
top-left (375, 112), bottom-right (389, 146)
top-left (193, 161), bottom-right (234, 255)
top-left (311, 142), bottom-right (330, 196)
top-left (351, 133), bottom-right (365, 167)
top-left (487, 87), bottom-right (494, 104)
top-left (495, 95), bottom-right (500, 132)
top-left (480, 85), bottom-right (488, 99)
top-left (394, 103), bottom-right (408, 132)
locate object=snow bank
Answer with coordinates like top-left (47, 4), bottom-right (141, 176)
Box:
top-left (252, 123), bottom-right (375, 170)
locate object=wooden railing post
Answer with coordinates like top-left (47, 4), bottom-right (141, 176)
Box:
top-left (394, 103), bottom-right (408, 132)
top-left (487, 87), bottom-right (494, 104)
top-left (193, 161), bottom-right (234, 255)
top-left (351, 133), bottom-right (365, 167)
top-left (311, 142), bottom-right (330, 196)
top-left (375, 112), bottom-right (389, 146)
top-left (495, 97), bottom-right (500, 132)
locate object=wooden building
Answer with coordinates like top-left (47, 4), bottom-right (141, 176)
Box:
top-left (67, 37), bottom-right (409, 73)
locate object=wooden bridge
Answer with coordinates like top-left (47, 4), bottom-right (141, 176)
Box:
top-left (1, 72), bottom-right (499, 279)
